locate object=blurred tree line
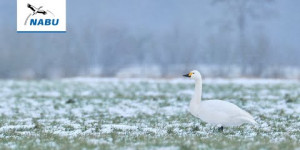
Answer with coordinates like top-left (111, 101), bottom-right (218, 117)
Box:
top-left (0, 0), bottom-right (299, 79)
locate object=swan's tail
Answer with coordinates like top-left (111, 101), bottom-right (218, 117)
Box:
top-left (239, 116), bottom-right (258, 126)
top-left (249, 118), bottom-right (258, 125)
top-left (241, 111), bottom-right (258, 126)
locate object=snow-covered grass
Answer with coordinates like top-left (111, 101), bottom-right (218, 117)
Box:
top-left (0, 78), bottom-right (299, 149)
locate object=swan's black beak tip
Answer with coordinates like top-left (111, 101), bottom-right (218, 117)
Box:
top-left (183, 74), bottom-right (190, 77)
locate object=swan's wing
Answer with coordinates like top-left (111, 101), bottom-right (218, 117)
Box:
top-left (202, 100), bottom-right (252, 117)
top-left (198, 100), bottom-right (255, 126)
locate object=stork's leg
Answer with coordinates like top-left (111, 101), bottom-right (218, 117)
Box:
top-left (218, 126), bottom-right (223, 132)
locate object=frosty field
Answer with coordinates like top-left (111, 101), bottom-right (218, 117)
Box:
top-left (0, 78), bottom-right (299, 150)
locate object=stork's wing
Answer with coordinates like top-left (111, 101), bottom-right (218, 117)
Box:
top-left (37, 10), bottom-right (47, 15)
top-left (27, 4), bottom-right (36, 11)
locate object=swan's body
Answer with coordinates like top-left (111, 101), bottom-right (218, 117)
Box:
top-left (184, 70), bottom-right (257, 127)
top-left (190, 100), bottom-right (256, 126)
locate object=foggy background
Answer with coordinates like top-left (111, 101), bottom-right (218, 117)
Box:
top-left (0, 0), bottom-right (300, 79)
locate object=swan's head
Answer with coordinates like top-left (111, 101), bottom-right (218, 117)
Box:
top-left (183, 70), bottom-right (201, 80)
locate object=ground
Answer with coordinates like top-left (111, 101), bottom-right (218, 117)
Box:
top-left (0, 78), bottom-right (299, 150)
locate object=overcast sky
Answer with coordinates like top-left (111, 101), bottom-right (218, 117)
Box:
top-left (1, 1), bottom-right (299, 52)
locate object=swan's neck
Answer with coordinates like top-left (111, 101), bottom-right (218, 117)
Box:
top-left (192, 79), bottom-right (202, 102)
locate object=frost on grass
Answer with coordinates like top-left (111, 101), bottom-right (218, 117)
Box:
top-left (0, 78), bottom-right (299, 149)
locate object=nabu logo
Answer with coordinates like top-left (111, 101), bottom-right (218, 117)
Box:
top-left (17, 0), bottom-right (66, 33)
top-left (25, 3), bottom-right (59, 26)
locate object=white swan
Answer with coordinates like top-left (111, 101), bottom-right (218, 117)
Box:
top-left (183, 70), bottom-right (257, 131)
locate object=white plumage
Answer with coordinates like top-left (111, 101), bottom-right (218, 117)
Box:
top-left (183, 70), bottom-right (257, 127)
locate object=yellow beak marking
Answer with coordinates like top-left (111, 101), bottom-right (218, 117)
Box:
top-left (188, 72), bottom-right (193, 77)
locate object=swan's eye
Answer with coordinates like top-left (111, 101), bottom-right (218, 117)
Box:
top-left (193, 73), bottom-right (194, 74)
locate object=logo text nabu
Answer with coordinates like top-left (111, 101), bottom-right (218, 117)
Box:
top-left (30, 19), bottom-right (59, 26)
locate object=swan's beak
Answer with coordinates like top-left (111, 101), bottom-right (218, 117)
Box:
top-left (183, 72), bottom-right (192, 77)
top-left (183, 74), bottom-right (189, 77)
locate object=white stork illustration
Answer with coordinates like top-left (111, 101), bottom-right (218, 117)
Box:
top-left (27, 3), bottom-right (47, 15)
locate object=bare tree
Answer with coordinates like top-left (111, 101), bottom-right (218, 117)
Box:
top-left (212, 0), bottom-right (275, 75)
